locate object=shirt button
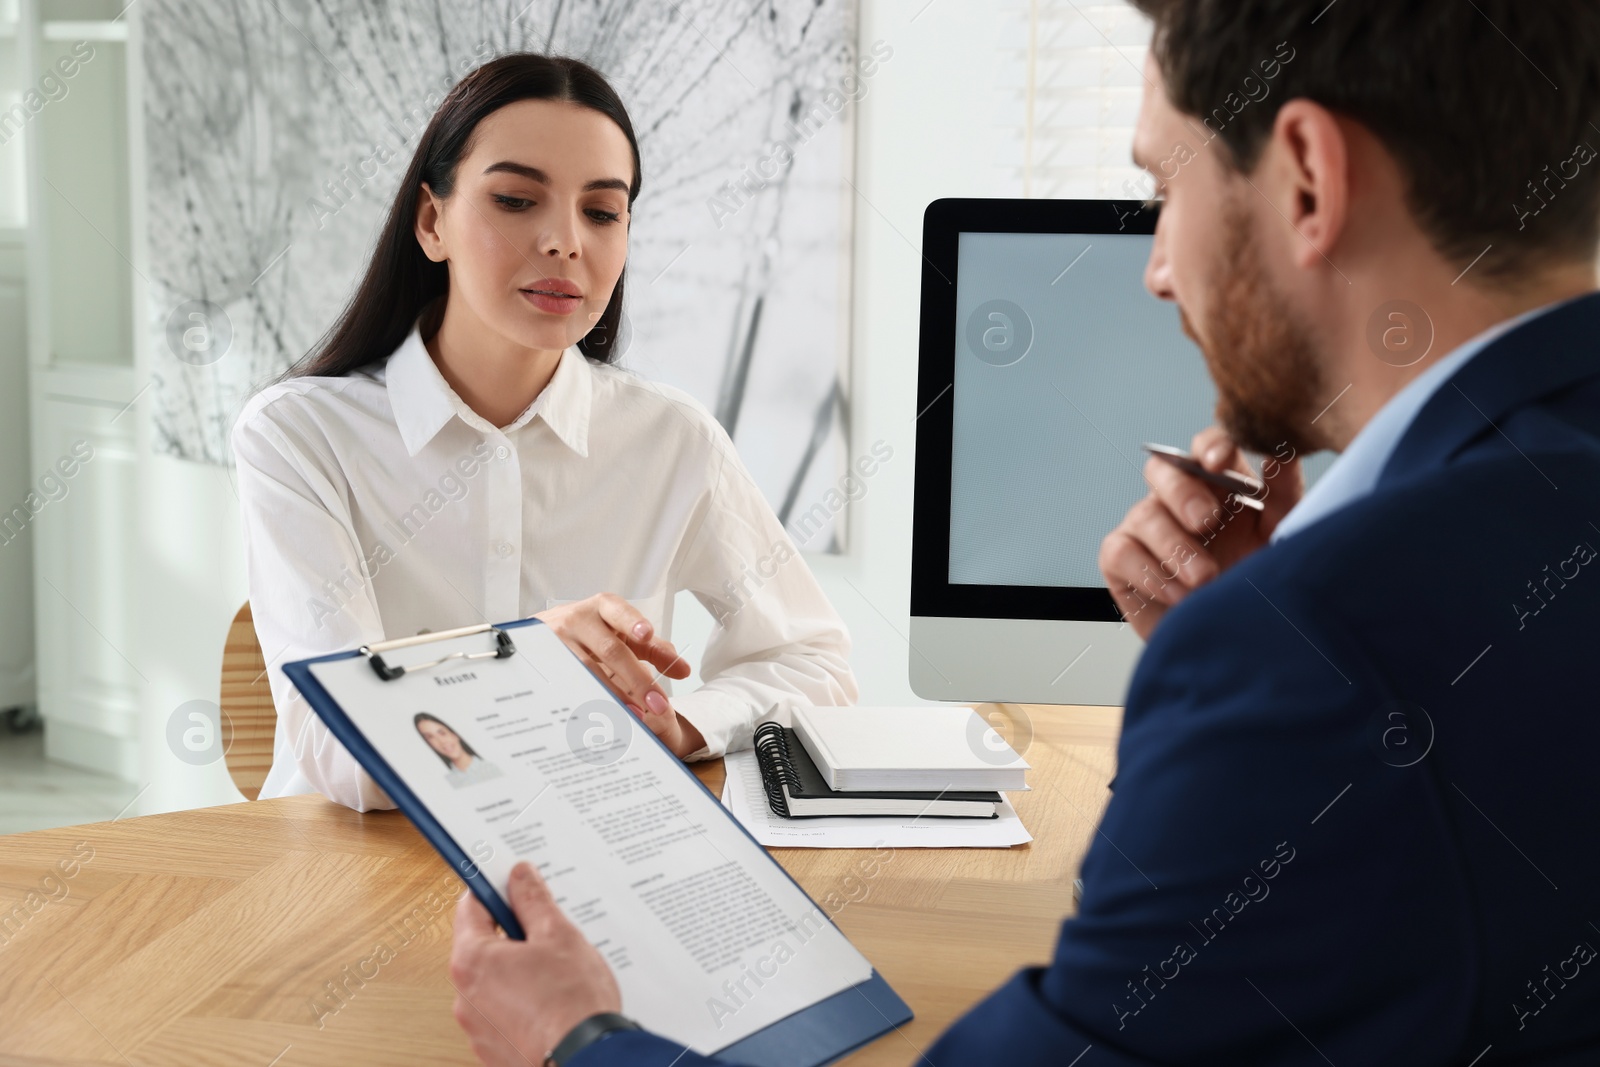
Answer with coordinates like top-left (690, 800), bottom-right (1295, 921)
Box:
top-left (496, 541), bottom-right (513, 558)
top-left (495, 445), bottom-right (510, 460)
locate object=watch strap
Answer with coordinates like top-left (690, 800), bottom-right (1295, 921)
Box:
top-left (545, 1012), bottom-right (640, 1066)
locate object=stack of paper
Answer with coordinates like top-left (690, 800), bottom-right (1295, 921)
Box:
top-left (793, 706), bottom-right (1030, 792)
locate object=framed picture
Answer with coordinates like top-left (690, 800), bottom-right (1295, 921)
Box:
top-left (144, 0), bottom-right (868, 549)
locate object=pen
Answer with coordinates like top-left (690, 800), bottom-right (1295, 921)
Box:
top-left (1141, 442), bottom-right (1266, 512)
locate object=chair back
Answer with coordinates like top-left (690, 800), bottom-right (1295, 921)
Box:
top-left (221, 602), bottom-right (277, 800)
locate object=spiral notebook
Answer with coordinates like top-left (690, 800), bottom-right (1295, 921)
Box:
top-left (753, 722), bottom-right (1002, 819)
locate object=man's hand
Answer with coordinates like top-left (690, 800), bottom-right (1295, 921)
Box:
top-left (450, 862), bottom-right (623, 1066)
top-left (535, 593), bottom-right (705, 758)
top-left (1098, 427), bottom-right (1303, 639)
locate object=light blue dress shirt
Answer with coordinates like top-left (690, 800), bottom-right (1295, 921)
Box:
top-left (1270, 298), bottom-right (1570, 542)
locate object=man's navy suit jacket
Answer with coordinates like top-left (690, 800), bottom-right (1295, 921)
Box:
top-left (576, 293), bottom-right (1600, 1066)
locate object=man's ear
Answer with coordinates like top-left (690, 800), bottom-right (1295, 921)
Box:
top-left (415, 182), bottom-right (448, 263)
top-left (1267, 99), bottom-right (1349, 270)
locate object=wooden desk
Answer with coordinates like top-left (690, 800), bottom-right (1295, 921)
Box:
top-left (0, 704), bottom-right (1119, 1066)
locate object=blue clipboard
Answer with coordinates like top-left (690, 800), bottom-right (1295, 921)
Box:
top-left (281, 615), bottom-right (913, 1067)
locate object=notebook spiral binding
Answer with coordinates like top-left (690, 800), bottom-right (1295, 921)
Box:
top-left (753, 721), bottom-right (802, 819)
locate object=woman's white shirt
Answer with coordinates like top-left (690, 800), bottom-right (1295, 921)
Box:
top-left (232, 326), bottom-right (857, 811)
top-left (445, 755), bottom-right (504, 789)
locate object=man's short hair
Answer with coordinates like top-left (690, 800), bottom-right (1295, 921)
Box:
top-left (1129, 0), bottom-right (1600, 280)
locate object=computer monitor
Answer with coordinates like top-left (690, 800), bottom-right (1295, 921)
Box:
top-left (909, 198), bottom-right (1218, 706)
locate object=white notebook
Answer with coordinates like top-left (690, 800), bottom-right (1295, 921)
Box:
top-left (791, 706), bottom-right (1030, 793)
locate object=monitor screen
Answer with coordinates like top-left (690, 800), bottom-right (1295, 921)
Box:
top-left (947, 231), bottom-right (1218, 589)
top-left (910, 199), bottom-right (1327, 702)
top-left (912, 199), bottom-right (1325, 626)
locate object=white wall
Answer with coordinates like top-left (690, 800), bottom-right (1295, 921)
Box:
top-left (134, 456), bottom-right (251, 813)
top-left (673, 1), bottom-right (1022, 708)
top-left (131, 0), bottom-right (1021, 815)
top-left (803, 0), bottom-right (1024, 705)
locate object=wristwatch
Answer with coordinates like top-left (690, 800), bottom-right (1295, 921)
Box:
top-left (544, 1012), bottom-right (641, 1066)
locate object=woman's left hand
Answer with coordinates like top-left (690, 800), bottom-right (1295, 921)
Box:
top-left (534, 592), bottom-right (706, 758)
top-left (631, 698), bottom-right (706, 759)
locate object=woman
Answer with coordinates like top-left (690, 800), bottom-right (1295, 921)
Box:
top-left (233, 54), bottom-right (856, 811)
top-left (413, 713), bottom-right (504, 789)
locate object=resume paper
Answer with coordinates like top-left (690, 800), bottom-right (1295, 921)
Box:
top-left (305, 624), bottom-right (872, 1053)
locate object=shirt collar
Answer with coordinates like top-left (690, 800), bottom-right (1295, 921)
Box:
top-left (536, 345), bottom-right (594, 458)
top-left (1271, 297), bottom-right (1568, 542)
top-left (386, 325), bottom-right (592, 458)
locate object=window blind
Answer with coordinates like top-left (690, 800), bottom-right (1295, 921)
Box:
top-left (1002, 1), bottom-right (1153, 200)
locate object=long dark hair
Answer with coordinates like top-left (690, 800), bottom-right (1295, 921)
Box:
top-left (290, 53), bottom-right (641, 379)
top-left (414, 712), bottom-right (481, 768)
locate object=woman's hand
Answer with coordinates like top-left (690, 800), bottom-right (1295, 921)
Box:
top-left (534, 593), bottom-right (705, 758)
top-left (1098, 427), bottom-right (1303, 639)
top-left (450, 862), bottom-right (622, 1066)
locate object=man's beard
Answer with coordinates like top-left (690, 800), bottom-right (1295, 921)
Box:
top-left (1180, 199), bottom-right (1328, 457)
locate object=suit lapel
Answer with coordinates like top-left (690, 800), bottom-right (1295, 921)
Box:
top-left (1379, 291), bottom-right (1600, 487)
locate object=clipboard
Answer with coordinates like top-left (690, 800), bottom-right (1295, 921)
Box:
top-left (282, 616), bottom-right (913, 1067)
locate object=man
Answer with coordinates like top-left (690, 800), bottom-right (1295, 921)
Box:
top-left (448, 1), bottom-right (1600, 1063)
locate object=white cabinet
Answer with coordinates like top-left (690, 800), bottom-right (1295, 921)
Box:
top-left (30, 377), bottom-right (138, 777)
top-left (0, 4), bottom-right (36, 717)
top-left (11, 0), bottom-right (139, 777)
top-left (0, 242), bottom-right (32, 715)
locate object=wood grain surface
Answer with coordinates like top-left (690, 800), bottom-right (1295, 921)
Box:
top-left (0, 704), bottom-right (1120, 1066)
top-left (219, 601), bottom-right (276, 802)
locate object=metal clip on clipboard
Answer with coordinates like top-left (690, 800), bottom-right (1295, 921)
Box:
top-left (359, 622), bottom-right (516, 682)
